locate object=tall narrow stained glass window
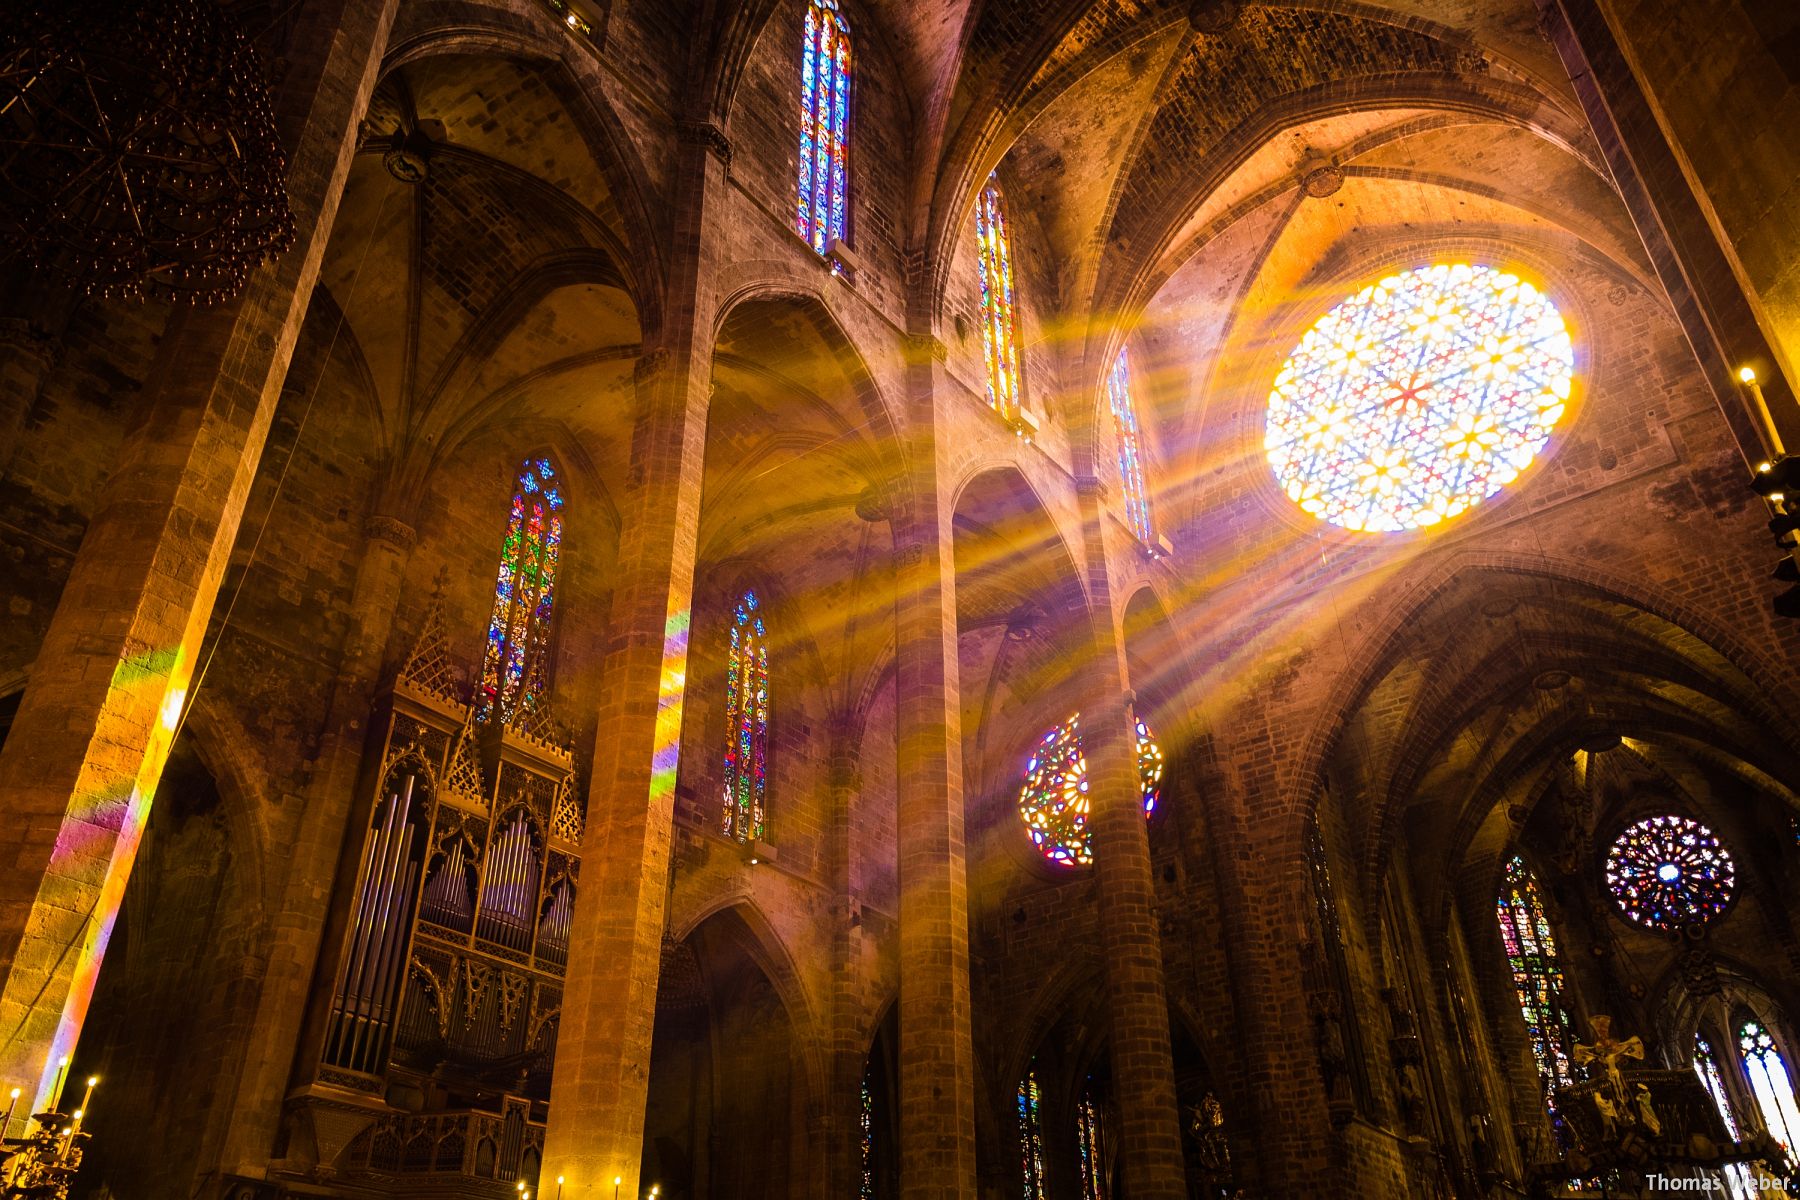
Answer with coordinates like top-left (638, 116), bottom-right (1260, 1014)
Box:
top-left (859, 1068), bottom-right (876, 1200)
top-left (1077, 1079), bottom-right (1109, 1200)
top-left (797, 0), bottom-right (851, 256)
top-left (976, 179), bottom-right (1024, 418)
top-left (479, 456), bottom-right (564, 724)
top-left (1695, 1035), bottom-right (1756, 1200)
top-left (1495, 856), bottom-right (1575, 1113)
top-left (722, 590), bottom-right (770, 842)
top-left (1739, 1019), bottom-right (1800, 1164)
top-left (1107, 349), bottom-right (1154, 543)
top-left (1018, 1070), bottom-right (1047, 1200)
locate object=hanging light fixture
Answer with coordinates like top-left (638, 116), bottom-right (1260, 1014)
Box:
top-left (0, 0), bottom-right (295, 305)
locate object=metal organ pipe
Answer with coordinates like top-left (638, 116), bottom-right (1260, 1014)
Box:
top-left (477, 814), bottom-right (539, 952)
top-left (327, 781), bottom-right (398, 1066)
top-left (326, 773), bottom-right (423, 1074)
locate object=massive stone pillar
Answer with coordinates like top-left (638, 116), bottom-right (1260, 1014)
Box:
top-left (894, 334), bottom-right (979, 1200)
top-left (0, 0), bottom-right (402, 1112)
top-left (541, 126), bottom-right (726, 1195)
top-left (214, 508), bottom-right (416, 1176)
top-left (1072, 482), bottom-right (1189, 1199)
top-left (822, 728), bottom-right (868, 1200)
top-left (1542, 0), bottom-right (1799, 456)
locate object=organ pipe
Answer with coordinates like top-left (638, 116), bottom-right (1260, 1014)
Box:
top-left (325, 772), bottom-right (424, 1074)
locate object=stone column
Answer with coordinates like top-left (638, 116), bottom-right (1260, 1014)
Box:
top-left (213, 509), bottom-right (416, 1176)
top-left (0, 0), bottom-right (403, 1111)
top-left (894, 334), bottom-right (978, 1200)
top-left (541, 125), bottom-right (727, 1194)
top-left (1542, 0), bottom-right (1799, 456)
top-left (1072, 482), bottom-right (1188, 1199)
top-left (822, 730), bottom-right (866, 1200)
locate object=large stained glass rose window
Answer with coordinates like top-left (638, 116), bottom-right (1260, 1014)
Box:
top-left (1266, 263), bottom-right (1573, 532)
top-left (1605, 815), bottom-right (1735, 933)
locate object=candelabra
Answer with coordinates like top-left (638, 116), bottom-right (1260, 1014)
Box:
top-left (0, 1111), bottom-right (89, 1200)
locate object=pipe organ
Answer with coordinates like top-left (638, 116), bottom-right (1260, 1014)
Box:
top-left (291, 608), bottom-right (586, 1189)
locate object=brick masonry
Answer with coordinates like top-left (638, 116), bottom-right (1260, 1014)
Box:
top-left (0, 2), bottom-right (1795, 1199)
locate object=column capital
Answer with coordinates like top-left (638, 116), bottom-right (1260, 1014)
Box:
top-left (904, 332), bottom-right (948, 365)
top-left (676, 120), bottom-right (733, 172)
top-left (361, 513), bottom-right (416, 550)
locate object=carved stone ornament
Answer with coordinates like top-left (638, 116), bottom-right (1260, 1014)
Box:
top-left (1301, 166), bottom-right (1346, 198)
top-left (363, 513), bottom-right (418, 550)
top-left (676, 120), bottom-right (734, 171)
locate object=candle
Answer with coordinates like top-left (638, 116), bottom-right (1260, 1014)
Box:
top-left (0, 1087), bottom-right (17, 1140)
top-left (1740, 366), bottom-right (1786, 458)
top-left (76, 1077), bottom-right (96, 1123)
top-left (47, 1057), bottom-right (69, 1113)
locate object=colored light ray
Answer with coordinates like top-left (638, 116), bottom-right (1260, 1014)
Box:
top-left (1266, 262), bottom-right (1574, 532)
top-left (34, 644), bottom-right (191, 1112)
top-left (651, 604), bottom-right (693, 807)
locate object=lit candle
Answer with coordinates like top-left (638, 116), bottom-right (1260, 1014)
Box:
top-left (76, 1077), bottom-right (96, 1122)
top-left (614, 1176), bottom-right (622, 1200)
top-left (47, 1057), bottom-right (69, 1113)
top-left (0, 1087), bottom-right (17, 1139)
top-left (1739, 366), bottom-right (1786, 458)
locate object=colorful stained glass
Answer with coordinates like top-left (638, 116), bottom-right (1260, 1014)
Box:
top-left (1018, 714), bottom-right (1162, 867)
top-left (1077, 1079), bottom-right (1109, 1200)
top-left (1107, 349), bottom-right (1154, 543)
top-left (1739, 1019), bottom-right (1800, 1166)
top-left (1265, 263), bottom-right (1573, 532)
top-left (859, 1068), bottom-right (875, 1200)
top-left (976, 179), bottom-right (1024, 417)
top-left (1018, 1070), bottom-right (1047, 1200)
top-left (1495, 856), bottom-right (1575, 1113)
top-left (722, 590), bottom-right (769, 842)
top-left (1696, 1035), bottom-right (1756, 1199)
top-left (478, 457), bottom-right (564, 724)
top-left (1605, 815), bottom-right (1735, 933)
top-left (797, 0), bottom-right (852, 256)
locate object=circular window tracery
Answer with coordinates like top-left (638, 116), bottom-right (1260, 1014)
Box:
top-left (1018, 714), bottom-right (1163, 867)
top-left (1265, 262), bottom-right (1574, 532)
top-left (1605, 815), bottom-right (1735, 933)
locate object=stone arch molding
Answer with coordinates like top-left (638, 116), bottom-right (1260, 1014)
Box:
top-left (1281, 550), bottom-right (1800, 905)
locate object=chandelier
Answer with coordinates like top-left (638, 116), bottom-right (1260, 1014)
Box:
top-left (0, 0), bottom-right (295, 305)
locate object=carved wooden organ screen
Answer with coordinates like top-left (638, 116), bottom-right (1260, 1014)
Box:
top-left (316, 617), bottom-right (585, 1110)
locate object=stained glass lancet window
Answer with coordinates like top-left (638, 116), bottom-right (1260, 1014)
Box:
top-left (478, 456), bottom-right (564, 724)
top-left (1495, 856), bottom-right (1575, 1111)
top-left (1739, 1019), bottom-right (1800, 1164)
top-left (1077, 1079), bottom-right (1109, 1200)
top-left (976, 179), bottom-right (1024, 418)
top-left (723, 590), bottom-right (770, 842)
top-left (1605, 815), bottom-right (1735, 933)
top-left (1018, 1069), bottom-right (1047, 1200)
top-left (1108, 349), bottom-right (1153, 543)
top-left (1017, 714), bottom-right (1163, 866)
top-left (797, 0), bottom-right (851, 256)
top-left (859, 1067), bottom-right (876, 1200)
top-left (1696, 1035), bottom-right (1757, 1200)
top-left (1265, 263), bottom-right (1573, 532)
